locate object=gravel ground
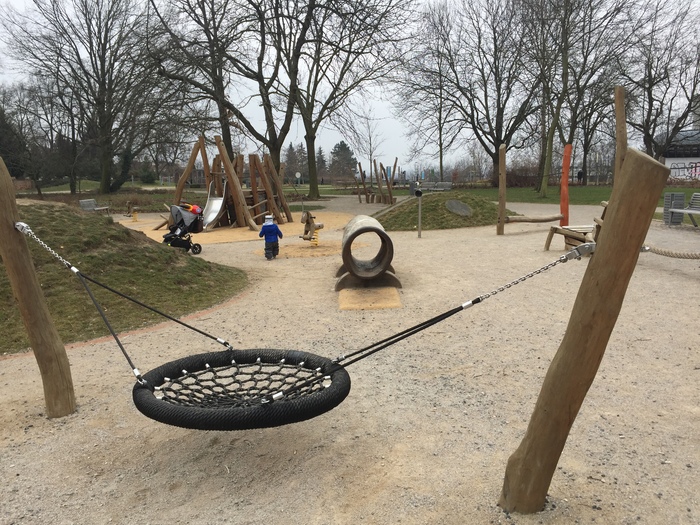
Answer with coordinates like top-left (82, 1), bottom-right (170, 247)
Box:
top-left (1, 195), bottom-right (698, 525)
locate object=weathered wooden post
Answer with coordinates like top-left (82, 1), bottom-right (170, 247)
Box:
top-left (498, 148), bottom-right (669, 513)
top-left (0, 157), bottom-right (76, 417)
top-left (497, 145), bottom-right (506, 235)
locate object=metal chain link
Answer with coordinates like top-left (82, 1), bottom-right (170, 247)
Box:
top-left (478, 243), bottom-right (596, 302)
top-left (15, 222), bottom-right (74, 269)
top-left (478, 258), bottom-right (565, 301)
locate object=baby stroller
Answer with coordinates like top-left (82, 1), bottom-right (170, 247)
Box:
top-left (163, 203), bottom-right (203, 254)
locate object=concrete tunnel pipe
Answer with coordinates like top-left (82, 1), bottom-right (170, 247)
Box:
top-left (340, 215), bottom-right (394, 280)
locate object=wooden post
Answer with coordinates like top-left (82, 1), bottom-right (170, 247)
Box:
top-left (252, 155), bottom-right (284, 223)
top-left (215, 137), bottom-right (257, 230)
top-left (498, 149), bottom-right (669, 514)
top-left (497, 145), bottom-right (507, 235)
top-left (199, 136), bottom-right (211, 190)
top-left (358, 162), bottom-right (370, 203)
top-left (381, 162), bottom-right (394, 204)
top-left (373, 159), bottom-right (385, 201)
top-left (263, 155), bottom-right (293, 223)
top-left (174, 140), bottom-right (201, 204)
top-left (560, 144), bottom-right (571, 226)
top-left (0, 157), bottom-right (76, 417)
top-left (614, 86), bottom-right (627, 184)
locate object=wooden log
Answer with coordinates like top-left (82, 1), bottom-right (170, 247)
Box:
top-left (263, 155), bottom-right (293, 223)
top-left (560, 144), bottom-right (571, 226)
top-left (504, 214), bottom-right (563, 223)
top-left (199, 136), bottom-right (212, 190)
top-left (373, 159), bottom-right (385, 198)
top-left (174, 140), bottom-right (200, 204)
top-left (498, 148), bottom-right (669, 513)
top-left (614, 86), bottom-right (627, 184)
top-left (497, 145), bottom-right (506, 235)
top-left (215, 136), bottom-right (257, 230)
top-left (358, 162), bottom-right (370, 203)
top-left (0, 157), bottom-right (76, 417)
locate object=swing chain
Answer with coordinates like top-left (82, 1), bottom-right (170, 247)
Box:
top-left (15, 222), bottom-right (74, 270)
top-left (478, 242), bottom-right (595, 302)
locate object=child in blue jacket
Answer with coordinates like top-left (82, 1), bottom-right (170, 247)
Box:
top-left (259, 215), bottom-right (283, 260)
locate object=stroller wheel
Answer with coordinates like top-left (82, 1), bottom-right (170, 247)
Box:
top-left (191, 243), bottom-right (202, 255)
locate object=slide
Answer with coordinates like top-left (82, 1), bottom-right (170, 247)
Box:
top-left (202, 180), bottom-right (228, 230)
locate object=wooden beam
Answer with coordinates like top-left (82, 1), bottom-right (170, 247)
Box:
top-left (215, 137), bottom-right (258, 230)
top-left (264, 155), bottom-right (294, 223)
top-left (174, 140), bottom-right (200, 205)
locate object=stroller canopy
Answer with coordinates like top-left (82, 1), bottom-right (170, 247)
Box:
top-left (171, 203), bottom-right (203, 233)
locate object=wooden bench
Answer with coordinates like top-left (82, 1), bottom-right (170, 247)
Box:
top-left (419, 181), bottom-right (453, 192)
top-left (544, 201), bottom-right (608, 251)
top-left (79, 199), bottom-right (110, 214)
top-left (668, 193), bottom-right (700, 227)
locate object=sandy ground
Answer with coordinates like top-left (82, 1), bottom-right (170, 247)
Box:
top-left (1, 195), bottom-right (698, 525)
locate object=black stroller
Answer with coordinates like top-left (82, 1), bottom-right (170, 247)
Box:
top-left (163, 203), bottom-right (204, 254)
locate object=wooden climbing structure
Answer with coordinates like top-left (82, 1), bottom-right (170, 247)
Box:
top-left (156, 136), bottom-right (293, 232)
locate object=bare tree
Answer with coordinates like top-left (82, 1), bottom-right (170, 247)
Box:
top-left (1, 0), bottom-right (179, 193)
top-left (148, 0), bottom-right (315, 172)
top-left (559, 0), bottom-right (633, 185)
top-left (279, 0), bottom-right (414, 199)
top-left (392, 1), bottom-right (463, 182)
top-left (435, 0), bottom-right (541, 186)
top-left (338, 103), bottom-right (386, 188)
top-left (621, 0), bottom-right (700, 159)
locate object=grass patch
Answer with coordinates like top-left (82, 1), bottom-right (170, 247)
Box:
top-left (377, 190), bottom-right (513, 231)
top-left (2, 203), bottom-right (248, 354)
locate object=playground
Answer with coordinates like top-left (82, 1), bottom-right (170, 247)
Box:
top-left (1, 192), bottom-right (697, 524)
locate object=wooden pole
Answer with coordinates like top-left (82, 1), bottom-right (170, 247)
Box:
top-left (381, 162), bottom-right (394, 204)
top-left (358, 162), bottom-right (370, 203)
top-left (263, 155), bottom-right (293, 222)
top-left (0, 157), bottom-right (76, 417)
top-left (174, 140), bottom-right (201, 205)
top-left (497, 145), bottom-right (507, 235)
top-left (560, 144), bottom-right (571, 226)
top-left (498, 148), bottom-right (669, 514)
top-left (215, 136), bottom-right (257, 230)
top-left (614, 86), bottom-right (627, 184)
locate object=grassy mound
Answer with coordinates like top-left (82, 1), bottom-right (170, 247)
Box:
top-left (377, 190), bottom-right (512, 230)
top-left (2, 203), bottom-right (248, 354)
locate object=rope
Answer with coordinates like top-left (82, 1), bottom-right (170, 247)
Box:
top-left (643, 245), bottom-right (700, 259)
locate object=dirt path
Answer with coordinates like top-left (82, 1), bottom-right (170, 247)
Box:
top-left (1, 195), bottom-right (698, 525)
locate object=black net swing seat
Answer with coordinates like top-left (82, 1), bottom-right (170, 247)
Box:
top-left (132, 348), bottom-right (351, 431)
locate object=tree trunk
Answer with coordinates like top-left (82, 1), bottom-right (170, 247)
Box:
top-left (305, 132), bottom-right (320, 199)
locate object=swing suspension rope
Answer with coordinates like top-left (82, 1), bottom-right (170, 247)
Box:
top-left (16, 221), bottom-right (595, 430)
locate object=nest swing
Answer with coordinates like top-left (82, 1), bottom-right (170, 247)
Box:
top-left (17, 221), bottom-right (594, 431)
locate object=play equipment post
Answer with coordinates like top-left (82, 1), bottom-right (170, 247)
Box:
top-left (560, 144), bottom-right (571, 226)
top-left (0, 157), bottom-right (76, 418)
top-left (498, 148), bottom-right (669, 513)
top-left (415, 188), bottom-right (423, 238)
top-left (497, 145), bottom-right (506, 235)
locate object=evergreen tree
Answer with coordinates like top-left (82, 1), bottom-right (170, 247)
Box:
top-left (283, 143), bottom-right (300, 184)
top-left (296, 142), bottom-right (309, 182)
top-left (329, 141), bottom-right (357, 182)
top-left (316, 147), bottom-right (328, 184)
